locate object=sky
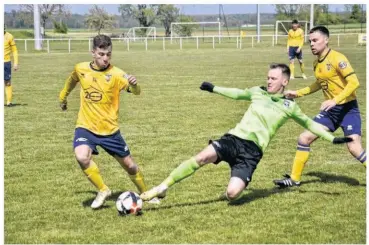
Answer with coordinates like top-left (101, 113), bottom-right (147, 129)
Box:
top-left (4, 4), bottom-right (363, 15)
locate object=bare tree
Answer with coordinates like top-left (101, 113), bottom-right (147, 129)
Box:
top-left (85, 5), bottom-right (115, 35)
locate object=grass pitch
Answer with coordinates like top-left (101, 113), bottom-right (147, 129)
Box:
top-left (4, 40), bottom-right (366, 243)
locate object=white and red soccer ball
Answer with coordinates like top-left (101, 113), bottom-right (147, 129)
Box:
top-left (116, 191), bottom-right (143, 216)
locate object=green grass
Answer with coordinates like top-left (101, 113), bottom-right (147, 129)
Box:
top-left (4, 41), bottom-right (366, 243)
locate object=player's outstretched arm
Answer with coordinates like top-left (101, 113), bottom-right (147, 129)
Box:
top-left (295, 80), bottom-right (322, 98)
top-left (59, 70), bottom-right (79, 111)
top-left (291, 105), bottom-right (352, 144)
top-left (200, 81), bottom-right (252, 100)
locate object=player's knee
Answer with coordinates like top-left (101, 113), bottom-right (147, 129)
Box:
top-left (346, 135), bottom-right (362, 153)
top-left (75, 151), bottom-right (91, 167)
top-left (226, 188), bottom-right (242, 201)
top-left (195, 153), bottom-right (214, 165)
top-left (195, 154), bottom-right (207, 164)
top-left (195, 145), bottom-right (218, 165)
top-left (5, 81), bottom-right (11, 86)
top-left (298, 132), bottom-right (316, 145)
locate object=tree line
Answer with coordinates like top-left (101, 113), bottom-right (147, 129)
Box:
top-left (4, 4), bottom-right (366, 36)
top-left (275, 4), bottom-right (366, 25)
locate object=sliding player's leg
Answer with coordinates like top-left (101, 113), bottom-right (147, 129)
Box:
top-left (140, 144), bottom-right (218, 201)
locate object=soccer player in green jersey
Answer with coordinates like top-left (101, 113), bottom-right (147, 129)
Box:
top-left (140, 63), bottom-right (352, 202)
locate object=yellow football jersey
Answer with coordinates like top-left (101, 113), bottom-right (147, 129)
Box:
top-left (4, 32), bottom-right (18, 64)
top-left (297, 49), bottom-right (359, 104)
top-left (287, 28), bottom-right (304, 48)
top-left (59, 62), bottom-right (141, 135)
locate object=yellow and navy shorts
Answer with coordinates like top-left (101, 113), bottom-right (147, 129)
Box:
top-left (4, 62), bottom-right (12, 82)
top-left (73, 127), bottom-right (131, 158)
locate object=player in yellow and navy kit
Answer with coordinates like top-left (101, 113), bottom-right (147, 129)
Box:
top-left (274, 26), bottom-right (365, 187)
top-left (4, 27), bottom-right (19, 107)
top-left (59, 35), bottom-right (159, 208)
top-left (287, 20), bottom-right (307, 80)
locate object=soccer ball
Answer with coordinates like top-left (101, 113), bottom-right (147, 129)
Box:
top-left (116, 191), bottom-right (143, 216)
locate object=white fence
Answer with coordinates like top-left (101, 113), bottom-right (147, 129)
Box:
top-left (15, 33), bottom-right (362, 53)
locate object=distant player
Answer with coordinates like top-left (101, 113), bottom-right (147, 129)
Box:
top-left (287, 20), bottom-right (307, 80)
top-left (4, 26), bottom-right (19, 107)
top-left (140, 63), bottom-right (352, 202)
top-left (274, 26), bottom-right (365, 188)
top-left (59, 35), bottom-right (158, 209)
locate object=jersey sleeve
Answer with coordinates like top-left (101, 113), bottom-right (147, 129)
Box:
top-left (332, 53), bottom-right (360, 104)
top-left (9, 35), bottom-right (19, 65)
top-left (290, 104), bottom-right (335, 143)
top-left (296, 80), bottom-right (322, 97)
top-left (117, 73), bottom-right (129, 91)
top-left (213, 86), bottom-right (252, 100)
top-left (59, 65), bottom-right (79, 103)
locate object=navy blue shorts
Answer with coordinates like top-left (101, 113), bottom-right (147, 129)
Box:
top-left (73, 127), bottom-right (131, 158)
top-left (289, 46), bottom-right (303, 60)
top-left (313, 100), bottom-right (362, 136)
top-left (4, 62), bottom-right (11, 82)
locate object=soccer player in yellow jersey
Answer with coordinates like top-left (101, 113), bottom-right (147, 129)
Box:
top-left (4, 27), bottom-right (19, 107)
top-left (287, 20), bottom-right (307, 80)
top-left (274, 26), bottom-right (365, 187)
top-left (59, 35), bottom-right (158, 208)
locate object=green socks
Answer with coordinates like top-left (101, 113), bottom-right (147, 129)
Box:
top-left (162, 157), bottom-right (200, 188)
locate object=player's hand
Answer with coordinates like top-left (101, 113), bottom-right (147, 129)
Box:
top-left (127, 75), bottom-right (137, 86)
top-left (13, 64), bottom-right (18, 71)
top-left (200, 81), bottom-right (214, 93)
top-left (320, 99), bottom-right (336, 111)
top-left (296, 48), bottom-right (301, 54)
top-left (333, 137), bottom-right (353, 144)
top-left (284, 90), bottom-right (297, 98)
top-left (60, 101), bottom-right (67, 111)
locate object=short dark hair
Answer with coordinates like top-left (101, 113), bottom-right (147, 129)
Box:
top-left (309, 25), bottom-right (329, 38)
top-left (93, 35), bottom-right (112, 50)
top-left (269, 63), bottom-right (291, 80)
top-left (292, 19), bottom-right (299, 24)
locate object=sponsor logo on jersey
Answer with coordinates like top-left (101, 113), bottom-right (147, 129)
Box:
top-left (84, 86), bottom-right (103, 102)
top-left (76, 137), bottom-right (88, 142)
top-left (338, 61), bottom-right (347, 69)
